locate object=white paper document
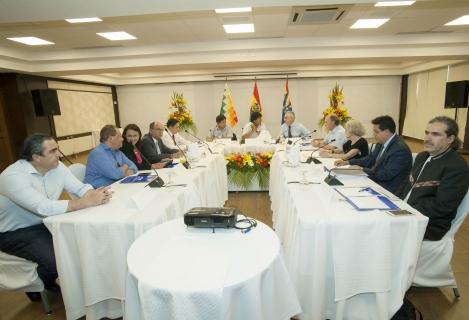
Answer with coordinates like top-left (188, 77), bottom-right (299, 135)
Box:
top-left (345, 196), bottom-right (391, 210)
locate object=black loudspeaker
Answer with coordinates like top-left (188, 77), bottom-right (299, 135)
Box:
top-left (444, 81), bottom-right (469, 109)
top-left (32, 89), bottom-right (61, 116)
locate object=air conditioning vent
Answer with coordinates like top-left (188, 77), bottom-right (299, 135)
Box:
top-left (290, 5), bottom-right (351, 25)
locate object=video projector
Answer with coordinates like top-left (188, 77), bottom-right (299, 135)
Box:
top-left (184, 207), bottom-right (239, 229)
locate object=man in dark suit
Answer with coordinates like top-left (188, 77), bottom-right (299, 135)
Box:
top-left (335, 115), bottom-right (412, 193)
top-left (397, 116), bottom-right (469, 240)
top-left (140, 121), bottom-right (181, 164)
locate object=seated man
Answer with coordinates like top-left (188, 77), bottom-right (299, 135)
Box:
top-left (312, 114), bottom-right (347, 151)
top-left (85, 125), bottom-right (137, 188)
top-left (242, 111), bottom-right (271, 140)
top-left (335, 115), bottom-right (412, 193)
top-left (279, 111), bottom-right (309, 140)
top-left (141, 121), bottom-right (181, 164)
top-left (397, 116), bottom-right (469, 240)
top-left (162, 118), bottom-right (191, 150)
top-left (209, 115), bottom-right (234, 140)
top-left (0, 133), bottom-right (112, 294)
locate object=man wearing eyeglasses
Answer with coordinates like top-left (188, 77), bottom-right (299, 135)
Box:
top-left (84, 124), bottom-right (137, 188)
top-left (0, 133), bottom-right (112, 298)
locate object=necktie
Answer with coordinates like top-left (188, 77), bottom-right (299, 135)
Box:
top-left (155, 140), bottom-right (161, 154)
top-left (172, 134), bottom-right (176, 145)
top-left (288, 126), bottom-right (292, 138)
top-left (376, 145), bottom-right (385, 161)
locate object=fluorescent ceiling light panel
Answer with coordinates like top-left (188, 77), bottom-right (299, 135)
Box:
top-left (223, 23), bottom-right (254, 33)
top-left (445, 15), bottom-right (469, 26)
top-left (65, 17), bottom-right (102, 23)
top-left (97, 31), bottom-right (136, 40)
top-left (375, 1), bottom-right (415, 6)
top-left (7, 36), bottom-right (54, 45)
top-left (215, 7), bottom-right (252, 13)
top-left (350, 18), bottom-right (389, 29)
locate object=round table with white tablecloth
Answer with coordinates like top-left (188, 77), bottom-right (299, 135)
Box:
top-left (124, 218), bottom-right (301, 320)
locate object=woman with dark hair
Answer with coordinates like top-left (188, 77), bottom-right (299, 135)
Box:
top-left (121, 124), bottom-right (151, 170)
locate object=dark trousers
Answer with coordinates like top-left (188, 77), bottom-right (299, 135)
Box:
top-left (0, 223), bottom-right (58, 288)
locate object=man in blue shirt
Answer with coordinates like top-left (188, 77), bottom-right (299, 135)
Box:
top-left (85, 125), bottom-right (138, 188)
top-left (279, 111), bottom-right (310, 140)
top-left (0, 133), bottom-right (112, 298)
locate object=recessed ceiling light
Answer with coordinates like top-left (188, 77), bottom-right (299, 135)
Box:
top-left (96, 31), bottom-right (137, 41)
top-left (223, 24), bottom-right (255, 33)
top-left (215, 7), bottom-right (252, 14)
top-left (445, 15), bottom-right (469, 26)
top-left (350, 18), bottom-right (389, 29)
top-left (375, 1), bottom-right (415, 6)
top-left (65, 17), bottom-right (102, 23)
top-left (7, 37), bottom-right (54, 46)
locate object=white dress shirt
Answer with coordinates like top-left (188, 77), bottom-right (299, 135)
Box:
top-left (242, 122), bottom-right (269, 139)
top-left (324, 125), bottom-right (347, 150)
top-left (0, 160), bottom-right (93, 232)
top-left (162, 131), bottom-right (191, 150)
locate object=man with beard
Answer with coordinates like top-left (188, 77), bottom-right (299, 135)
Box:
top-left (397, 116), bottom-right (469, 240)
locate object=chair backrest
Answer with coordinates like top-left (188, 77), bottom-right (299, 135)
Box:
top-left (68, 163), bottom-right (86, 182)
top-left (447, 189), bottom-right (469, 238)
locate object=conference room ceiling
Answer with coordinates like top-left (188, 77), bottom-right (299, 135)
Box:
top-left (0, 0), bottom-right (468, 84)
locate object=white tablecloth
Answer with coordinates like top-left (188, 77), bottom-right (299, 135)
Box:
top-left (125, 218), bottom-right (301, 320)
top-left (269, 151), bottom-right (429, 320)
top-left (213, 140), bottom-right (276, 155)
top-left (44, 154), bottom-right (228, 320)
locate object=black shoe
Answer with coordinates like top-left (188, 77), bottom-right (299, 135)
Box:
top-left (25, 292), bottom-right (42, 302)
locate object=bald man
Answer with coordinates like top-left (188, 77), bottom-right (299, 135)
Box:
top-left (140, 121), bottom-right (182, 164)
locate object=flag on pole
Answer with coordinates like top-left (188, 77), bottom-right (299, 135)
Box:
top-left (250, 79), bottom-right (262, 115)
top-left (281, 78), bottom-right (293, 124)
top-left (219, 83), bottom-right (238, 127)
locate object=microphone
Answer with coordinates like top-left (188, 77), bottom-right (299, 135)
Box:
top-left (305, 139), bottom-right (336, 164)
top-left (138, 146), bottom-right (165, 187)
top-left (166, 128), bottom-right (190, 169)
top-left (289, 129), bottom-right (318, 146)
top-left (323, 165), bottom-right (344, 186)
top-left (184, 129), bottom-right (216, 154)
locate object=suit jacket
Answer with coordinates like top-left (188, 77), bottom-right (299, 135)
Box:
top-left (140, 134), bottom-right (178, 164)
top-left (396, 149), bottom-right (469, 240)
top-left (349, 135), bottom-right (412, 193)
top-left (120, 141), bottom-right (150, 170)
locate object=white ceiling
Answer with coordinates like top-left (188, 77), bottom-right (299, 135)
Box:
top-left (0, 0), bottom-right (468, 85)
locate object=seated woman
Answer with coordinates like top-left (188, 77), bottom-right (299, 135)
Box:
top-left (319, 119), bottom-right (369, 160)
top-left (121, 124), bottom-right (166, 170)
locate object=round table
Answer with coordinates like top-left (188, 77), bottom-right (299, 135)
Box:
top-left (124, 218), bottom-right (301, 320)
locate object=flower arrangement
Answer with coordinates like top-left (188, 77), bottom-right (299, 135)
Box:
top-left (319, 83), bottom-right (351, 126)
top-left (225, 152), bottom-right (273, 190)
top-left (168, 92), bottom-right (197, 134)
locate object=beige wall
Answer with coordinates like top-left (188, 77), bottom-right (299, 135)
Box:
top-left (403, 62), bottom-right (469, 141)
top-left (47, 80), bottom-right (115, 156)
top-left (117, 76), bottom-right (402, 140)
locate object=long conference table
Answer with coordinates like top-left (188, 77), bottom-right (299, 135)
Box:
top-left (270, 147), bottom-right (428, 320)
top-left (44, 152), bottom-right (228, 320)
top-left (44, 140), bottom-right (428, 320)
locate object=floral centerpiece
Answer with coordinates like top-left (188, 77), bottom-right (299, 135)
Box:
top-left (168, 92), bottom-right (197, 134)
top-left (225, 152), bottom-right (273, 190)
top-left (319, 83), bottom-right (351, 126)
